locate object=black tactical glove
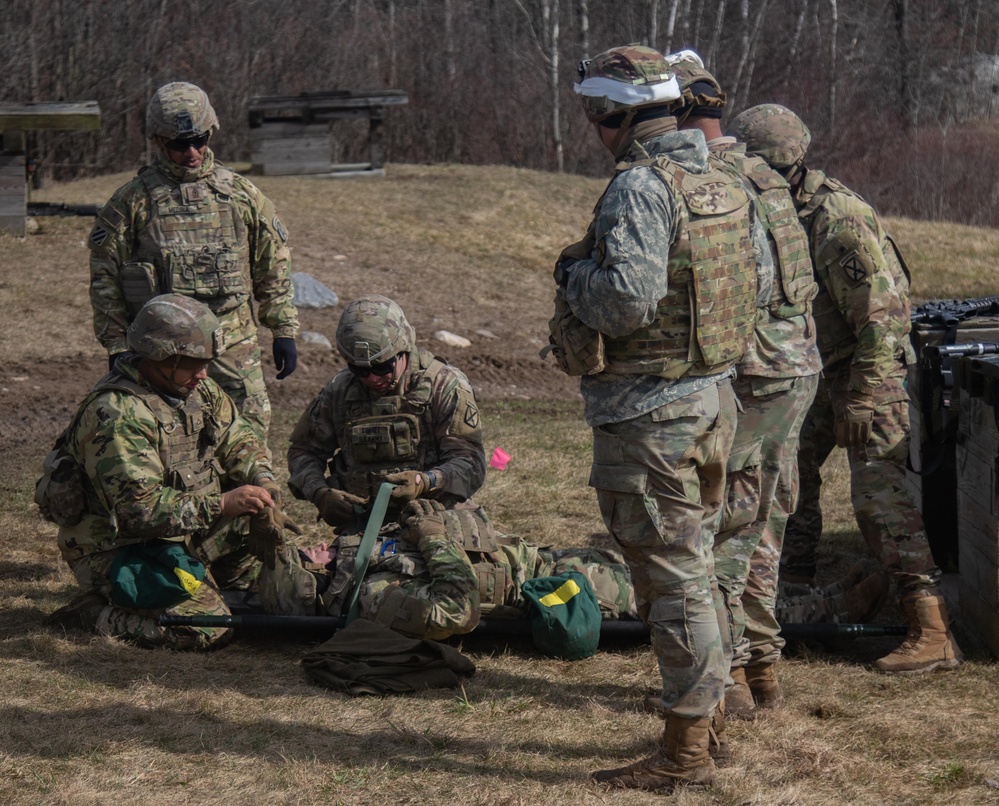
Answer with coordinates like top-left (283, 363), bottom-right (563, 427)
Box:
top-left (312, 487), bottom-right (369, 527)
top-left (248, 506), bottom-right (303, 570)
top-left (273, 337), bottom-right (298, 380)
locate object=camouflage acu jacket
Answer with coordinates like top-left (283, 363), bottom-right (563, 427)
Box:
top-left (88, 150), bottom-right (299, 355)
top-left (287, 347), bottom-right (486, 505)
top-left (794, 169), bottom-right (912, 392)
top-left (57, 356), bottom-right (271, 566)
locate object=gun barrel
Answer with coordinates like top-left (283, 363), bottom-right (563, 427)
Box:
top-left (928, 342), bottom-right (999, 359)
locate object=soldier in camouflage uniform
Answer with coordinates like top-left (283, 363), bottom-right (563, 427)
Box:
top-left (259, 499), bottom-right (637, 640)
top-left (88, 82), bottom-right (300, 441)
top-left (47, 295), bottom-right (286, 650)
top-left (665, 51), bottom-right (822, 718)
top-left (547, 46), bottom-right (757, 793)
top-left (258, 296), bottom-right (490, 621)
top-left (731, 104), bottom-right (963, 675)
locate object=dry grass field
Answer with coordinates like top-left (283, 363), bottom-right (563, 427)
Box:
top-left (2, 163), bottom-right (998, 805)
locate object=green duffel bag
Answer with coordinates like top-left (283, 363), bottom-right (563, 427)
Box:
top-left (521, 571), bottom-right (601, 660)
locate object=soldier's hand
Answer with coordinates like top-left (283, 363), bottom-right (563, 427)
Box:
top-left (221, 484), bottom-right (274, 516)
top-left (403, 499), bottom-right (448, 552)
top-left (273, 337), bottom-right (298, 380)
top-left (255, 475), bottom-right (283, 506)
top-left (248, 506), bottom-right (304, 570)
top-left (835, 391), bottom-right (875, 448)
top-left (384, 470), bottom-right (434, 502)
top-left (312, 487), bottom-right (369, 527)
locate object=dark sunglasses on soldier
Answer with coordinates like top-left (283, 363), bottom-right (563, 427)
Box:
top-left (164, 132), bottom-right (210, 152)
top-left (348, 355), bottom-right (399, 378)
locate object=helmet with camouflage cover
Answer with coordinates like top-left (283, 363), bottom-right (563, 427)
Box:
top-left (728, 104), bottom-right (811, 172)
top-left (575, 44), bottom-right (682, 123)
top-left (664, 49), bottom-right (726, 120)
top-left (146, 82), bottom-right (220, 140)
top-left (336, 295), bottom-right (416, 366)
top-left (127, 294), bottom-right (224, 362)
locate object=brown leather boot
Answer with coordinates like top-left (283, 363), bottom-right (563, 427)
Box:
top-left (724, 665), bottom-right (756, 720)
top-left (591, 715), bottom-right (717, 792)
top-left (43, 592), bottom-right (107, 632)
top-left (744, 662), bottom-right (783, 708)
top-left (874, 589), bottom-right (964, 675)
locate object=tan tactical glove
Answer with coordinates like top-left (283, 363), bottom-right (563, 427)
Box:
top-left (402, 498), bottom-right (448, 552)
top-left (255, 475), bottom-right (283, 506)
top-left (384, 470), bottom-right (438, 503)
top-left (312, 487), bottom-right (369, 527)
top-left (835, 390), bottom-right (875, 448)
top-left (248, 506), bottom-right (303, 570)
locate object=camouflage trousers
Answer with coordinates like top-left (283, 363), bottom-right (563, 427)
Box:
top-left (714, 373), bottom-right (818, 668)
top-left (782, 362), bottom-right (939, 595)
top-left (66, 542), bottom-right (233, 651)
top-left (589, 381), bottom-right (736, 719)
top-left (209, 334), bottom-right (271, 443)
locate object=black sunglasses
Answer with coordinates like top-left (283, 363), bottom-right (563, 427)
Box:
top-left (165, 132), bottom-right (210, 152)
top-left (348, 355), bottom-right (399, 378)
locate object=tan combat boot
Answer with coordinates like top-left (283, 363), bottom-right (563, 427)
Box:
top-left (709, 700), bottom-right (731, 766)
top-left (874, 589), bottom-right (964, 675)
top-left (725, 665), bottom-right (756, 720)
top-left (744, 661), bottom-right (783, 708)
top-left (591, 715), bottom-right (717, 792)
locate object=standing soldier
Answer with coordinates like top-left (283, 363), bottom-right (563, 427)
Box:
top-left (41, 295), bottom-right (291, 650)
top-left (665, 51), bottom-right (822, 716)
top-left (547, 46), bottom-right (756, 792)
top-left (88, 82), bottom-right (300, 441)
top-left (730, 104), bottom-right (963, 675)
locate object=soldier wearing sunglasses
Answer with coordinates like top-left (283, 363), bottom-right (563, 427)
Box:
top-left (88, 81), bottom-right (300, 444)
top-left (287, 295), bottom-right (486, 528)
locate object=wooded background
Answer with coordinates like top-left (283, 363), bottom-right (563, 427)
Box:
top-left (4, 0), bottom-right (999, 226)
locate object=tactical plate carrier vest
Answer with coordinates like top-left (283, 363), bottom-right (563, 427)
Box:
top-left (602, 156), bottom-right (757, 379)
top-left (37, 370), bottom-right (223, 529)
top-left (712, 148), bottom-right (817, 318)
top-left (334, 357), bottom-right (448, 499)
top-left (120, 167), bottom-right (251, 348)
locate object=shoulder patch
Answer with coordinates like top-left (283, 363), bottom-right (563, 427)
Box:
top-left (448, 383), bottom-right (481, 439)
top-left (272, 215), bottom-right (288, 243)
top-left (89, 224), bottom-right (109, 247)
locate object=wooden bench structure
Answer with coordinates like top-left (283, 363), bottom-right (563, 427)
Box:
top-left (0, 101), bottom-right (101, 235)
top-left (247, 90), bottom-right (408, 177)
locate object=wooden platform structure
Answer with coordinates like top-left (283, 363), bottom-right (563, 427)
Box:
top-left (0, 101), bottom-right (101, 235)
top-left (248, 90), bottom-right (408, 177)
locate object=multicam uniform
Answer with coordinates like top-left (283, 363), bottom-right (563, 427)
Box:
top-left (707, 139), bottom-right (821, 669)
top-left (260, 505), bottom-right (637, 639)
top-left (88, 150), bottom-right (299, 439)
top-left (782, 169), bottom-right (937, 595)
top-left (560, 129), bottom-right (755, 720)
top-left (286, 346), bottom-right (486, 512)
top-left (57, 355), bottom-right (273, 650)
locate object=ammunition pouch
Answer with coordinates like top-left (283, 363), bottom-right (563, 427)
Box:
top-left (120, 262), bottom-right (160, 317)
top-left (542, 285), bottom-right (606, 377)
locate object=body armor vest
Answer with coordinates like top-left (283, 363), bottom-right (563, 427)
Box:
top-left (603, 156), bottom-right (756, 379)
top-left (132, 167), bottom-right (251, 330)
top-left (83, 374), bottom-right (222, 502)
top-left (712, 149), bottom-right (817, 318)
top-left (335, 357), bottom-right (448, 499)
top-left (798, 172), bottom-right (912, 364)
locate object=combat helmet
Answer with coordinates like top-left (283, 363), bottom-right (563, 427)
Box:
top-left (336, 295), bottom-right (416, 366)
top-left (664, 49), bottom-right (726, 123)
top-left (146, 82), bottom-right (220, 140)
top-left (728, 104), bottom-right (811, 174)
top-left (575, 45), bottom-right (682, 124)
top-left (127, 294), bottom-right (224, 362)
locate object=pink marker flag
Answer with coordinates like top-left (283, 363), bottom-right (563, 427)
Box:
top-left (489, 447), bottom-right (511, 470)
